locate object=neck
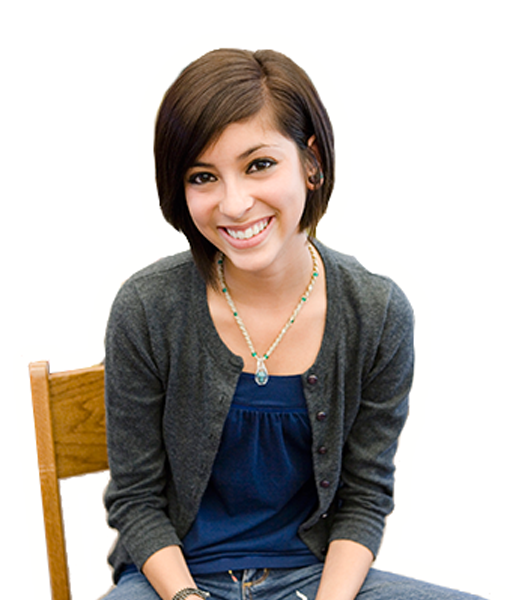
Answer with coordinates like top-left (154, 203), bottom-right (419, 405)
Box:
top-left (216, 238), bottom-right (321, 385)
top-left (220, 235), bottom-right (314, 307)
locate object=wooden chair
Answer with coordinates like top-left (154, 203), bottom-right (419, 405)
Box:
top-left (29, 360), bottom-right (108, 600)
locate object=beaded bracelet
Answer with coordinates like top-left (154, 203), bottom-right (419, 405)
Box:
top-left (171, 587), bottom-right (210, 600)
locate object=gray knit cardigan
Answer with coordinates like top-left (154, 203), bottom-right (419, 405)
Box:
top-left (104, 241), bottom-right (414, 582)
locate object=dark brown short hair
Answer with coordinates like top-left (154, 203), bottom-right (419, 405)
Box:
top-left (154, 48), bottom-right (335, 284)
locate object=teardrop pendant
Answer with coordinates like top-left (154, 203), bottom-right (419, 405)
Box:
top-left (254, 357), bottom-right (269, 386)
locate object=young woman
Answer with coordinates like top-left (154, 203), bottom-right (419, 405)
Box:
top-left (102, 49), bottom-right (486, 600)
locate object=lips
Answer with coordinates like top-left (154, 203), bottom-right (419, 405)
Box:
top-left (223, 218), bottom-right (270, 241)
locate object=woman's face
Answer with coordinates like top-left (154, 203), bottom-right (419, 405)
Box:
top-left (184, 110), bottom-right (314, 277)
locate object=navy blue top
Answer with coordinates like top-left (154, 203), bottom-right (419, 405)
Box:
top-left (183, 372), bottom-right (320, 574)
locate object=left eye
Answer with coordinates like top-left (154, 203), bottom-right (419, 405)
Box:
top-left (247, 159), bottom-right (276, 173)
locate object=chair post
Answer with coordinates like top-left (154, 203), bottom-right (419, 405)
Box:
top-left (30, 361), bottom-right (71, 600)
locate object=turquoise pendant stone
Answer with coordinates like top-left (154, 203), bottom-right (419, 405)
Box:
top-left (255, 358), bottom-right (269, 386)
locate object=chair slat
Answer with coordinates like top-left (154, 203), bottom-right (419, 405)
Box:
top-left (49, 366), bottom-right (107, 478)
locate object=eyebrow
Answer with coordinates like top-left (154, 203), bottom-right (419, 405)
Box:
top-left (189, 144), bottom-right (273, 169)
top-left (239, 144), bottom-right (271, 161)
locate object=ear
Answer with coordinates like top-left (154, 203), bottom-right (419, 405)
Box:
top-left (305, 135), bottom-right (324, 190)
top-left (307, 135), bottom-right (321, 165)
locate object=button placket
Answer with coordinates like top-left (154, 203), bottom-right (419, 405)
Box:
top-left (314, 405), bottom-right (330, 492)
top-left (307, 372), bottom-right (332, 499)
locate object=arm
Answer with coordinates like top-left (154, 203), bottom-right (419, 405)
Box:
top-left (104, 281), bottom-right (182, 573)
top-left (303, 277), bottom-right (414, 596)
top-left (328, 281), bottom-right (414, 554)
top-left (315, 540), bottom-right (373, 600)
top-left (142, 545), bottom-right (200, 600)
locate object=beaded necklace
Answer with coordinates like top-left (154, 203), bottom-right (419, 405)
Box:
top-left (217, 242), bottom-right (319, 386)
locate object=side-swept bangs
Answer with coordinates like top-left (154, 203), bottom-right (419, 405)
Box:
top-left (154, 48), bottom-right (334, 284)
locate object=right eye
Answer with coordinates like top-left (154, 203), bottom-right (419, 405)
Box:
top-left (187, 172), bottom-right (217, 185)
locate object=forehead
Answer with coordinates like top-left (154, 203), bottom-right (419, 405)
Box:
top-left (198, 108), bottom-right (292, 160)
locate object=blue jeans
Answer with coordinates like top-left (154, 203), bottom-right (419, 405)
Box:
top-left (102, 563), bottom-right (487, 599)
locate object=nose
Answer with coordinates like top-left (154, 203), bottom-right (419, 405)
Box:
top-left (218, 180), bottom-right (254, 220)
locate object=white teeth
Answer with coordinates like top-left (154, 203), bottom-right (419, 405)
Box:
top-left (226, 219), bottom-right (268, 240)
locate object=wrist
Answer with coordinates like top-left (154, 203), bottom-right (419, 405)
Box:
top-left (171, 587), bottom-right (210, 600)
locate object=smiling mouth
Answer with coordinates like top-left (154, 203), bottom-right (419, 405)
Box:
top-left (224, 218), bottom-right (270, 240)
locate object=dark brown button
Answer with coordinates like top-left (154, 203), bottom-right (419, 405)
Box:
top-left (320, 479), bottom-right (330, 488)
top-left (317, 445), bottom-right (327, 454)
top-left (307, 374), bottom-right (319, 385)
top-left (316, 411), bottom-right (327, 421)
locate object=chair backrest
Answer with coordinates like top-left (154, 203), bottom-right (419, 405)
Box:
top-left (29, 360), bottom-right (108, 600)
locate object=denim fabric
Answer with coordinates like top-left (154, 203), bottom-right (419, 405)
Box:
top-left (101, 564), bottom-right (487, 600)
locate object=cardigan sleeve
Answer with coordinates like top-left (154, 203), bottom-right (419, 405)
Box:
top-left (328, 281), bottom-right (414, 557)
top-left (103, 279), bottom-right (182, 574)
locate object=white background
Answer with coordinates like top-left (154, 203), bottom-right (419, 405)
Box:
top-left (1, 2), bottom-right (522, 599)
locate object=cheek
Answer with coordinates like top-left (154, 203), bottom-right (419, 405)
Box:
top-left (279, 177), bottom-right (309, 216)
top-left (185, 189), bottom-right (210, 229)
top-left (263, 170), bottom-right (307, 209)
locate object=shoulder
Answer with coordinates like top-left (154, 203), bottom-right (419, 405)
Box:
top-left (115, 250), bottom-right (198, 300)
top-left (315, 240), bottom-right (414, 330)
top-left (107, 250), bottom-right (204, 325)
top-left (123, 250), bottom-right (197, 288)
